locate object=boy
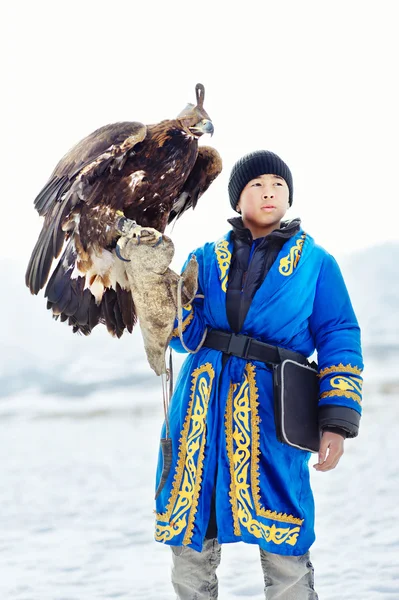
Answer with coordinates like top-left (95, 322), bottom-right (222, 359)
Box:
top-left (154, 150), bottom-right (363, 599)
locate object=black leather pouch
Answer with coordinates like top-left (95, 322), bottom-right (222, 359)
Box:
top-left (273, 359), bottom-right (320, 453)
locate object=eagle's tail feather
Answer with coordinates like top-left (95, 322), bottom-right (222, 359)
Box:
top-left (44, 239), bottom-right (135, 337)
top-left (116, 283), bottom-right (137, 333)
top-left (100, 288), bottom-right (125, 338)
top-left (67, 293), bottom-right (100, 336)
top-left (112, 292), bottom-right (126, 335)
top-left (88, 298), bottom-right (102, 331)
top-left (71, 289), bottom-right (93, 325)
top-left (45, 240), bottom-right (80, 318)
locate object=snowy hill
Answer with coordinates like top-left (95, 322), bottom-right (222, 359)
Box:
top-left (1, 242), bottom-right (397, 399)
top-left (339, 242), bottom-right (399, 353)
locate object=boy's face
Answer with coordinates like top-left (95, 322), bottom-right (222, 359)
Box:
top-left (236, 173), bottom-right (290, 235)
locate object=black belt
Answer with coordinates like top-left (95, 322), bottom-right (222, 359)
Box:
top-left (203, 330), bottom-right (309, 366)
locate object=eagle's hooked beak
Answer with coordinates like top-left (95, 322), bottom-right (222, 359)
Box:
top-left (189, 119), bottom-right (214, 137)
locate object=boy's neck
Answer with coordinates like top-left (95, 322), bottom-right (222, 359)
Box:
top-left (242, 219), bottom-right (282, 240)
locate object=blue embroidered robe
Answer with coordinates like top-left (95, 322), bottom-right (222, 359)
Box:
top-left (154, 229), bottom-right (363, 556)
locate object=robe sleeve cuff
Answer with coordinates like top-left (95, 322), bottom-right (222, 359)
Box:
top-left (318, 364), bottom-right (363, 414)
top-left (322, 426), bottom-right (348, 439)
top-left (319, 405), bottom-right (361, 439)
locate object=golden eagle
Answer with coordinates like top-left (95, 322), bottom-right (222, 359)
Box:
top-left (25, 84), bottom-right (221, 337)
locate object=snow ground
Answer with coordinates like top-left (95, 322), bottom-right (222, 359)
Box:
top-left (0, 358), bottom-right (398, 600)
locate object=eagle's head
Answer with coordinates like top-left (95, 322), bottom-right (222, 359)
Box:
top-left (177, 83), bottom-right (214, 138)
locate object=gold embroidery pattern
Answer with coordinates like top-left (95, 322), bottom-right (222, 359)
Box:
top-left (246, 364), bottom-right (304, 525)
top-left (319, 369), bottom-right (362, 405)
top-left (215, 239), bottom-right (231, 292)
top-left (320, 390), bottom-right (362, 405)
top-left (278, 233), bottom-right (306, 277)
top-left (155, 363), bottom-right (214, 544)
top-left (330, 375), bottom-right (362, 394)
top-left (225, 363), bottom-right (303, 547)
top-left (171, 308), bottom-right (194, 338)
top-left (318, 363), bottom-right (363, 378)
top-left (225, 384), bottom-right (242, 536)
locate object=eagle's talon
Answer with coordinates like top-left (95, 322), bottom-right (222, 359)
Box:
top-left (115, 241), bottom-right (131, 262)
top-left (127, 227), bottom-right (163, 247)
top-left (141, 228), bottom-right (163, 246)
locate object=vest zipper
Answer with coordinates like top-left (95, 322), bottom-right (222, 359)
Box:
top-left (241, 246), bottom-right (259, 292)
top-left (241, 271), bottom-right (247, 292)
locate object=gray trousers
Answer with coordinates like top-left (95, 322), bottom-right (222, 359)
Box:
top-left (171, 538), bottom-right (319, 600)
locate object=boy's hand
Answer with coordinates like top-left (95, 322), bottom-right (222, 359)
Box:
top-left (313, 431), bottom-right (345, 472)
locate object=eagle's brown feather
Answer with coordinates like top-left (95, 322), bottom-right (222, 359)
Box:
top-left (167, 145), bottom-right (222, 224)
top-left (25, 84), bottom-right (221, 337)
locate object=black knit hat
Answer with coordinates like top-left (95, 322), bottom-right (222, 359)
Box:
top-left (228, 150), bottom-right (293, 211)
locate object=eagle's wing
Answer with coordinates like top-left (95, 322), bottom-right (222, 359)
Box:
top-left (167, 146), bottom-right (222, 224)
top-left (35, 122), bottom-right (147, 215)
top-left (26, 122), bottom-right (147, 294)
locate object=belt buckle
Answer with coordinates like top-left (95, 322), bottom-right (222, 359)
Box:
top-left (227, 333), bottom-right (250, 358)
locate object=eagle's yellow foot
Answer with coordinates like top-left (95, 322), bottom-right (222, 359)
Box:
top-left (115, 215), bottom-right (139, 237)
top-left (115, 223), bottom-right (163, 262)
top-left (116, 215), bottom-right (162, 246)
top-left (120, 222), bottom-right (163, 247)
top-left (132, 227), bottom-right (163, 247)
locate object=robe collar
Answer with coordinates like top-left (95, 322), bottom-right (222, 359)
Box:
top-left (214, 222), bottom-right (314, 316)
top-left (227, 216), bottom-right (301, 246)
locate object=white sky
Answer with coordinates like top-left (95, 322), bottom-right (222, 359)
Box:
top-left (2, 0), bottom-right (398, 272)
